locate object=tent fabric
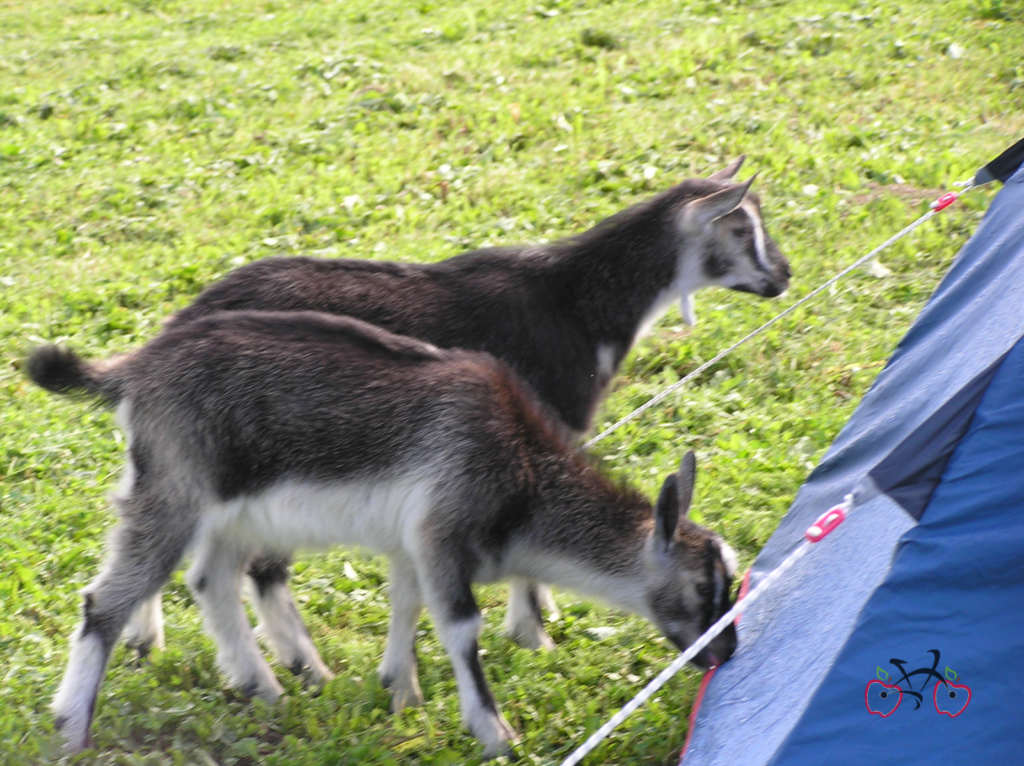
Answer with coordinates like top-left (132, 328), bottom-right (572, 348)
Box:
top-left (868, 357), bottom-right (1005, 519)
top-left (766, 334), bottom-right (1024, 765)
top-left (682, 162), bottom-right (1024, 766)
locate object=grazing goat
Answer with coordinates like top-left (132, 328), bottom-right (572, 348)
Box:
top-left (140, 158), bottom-right (786, 657)
top-left (29, 310), bottom-right (739, 758)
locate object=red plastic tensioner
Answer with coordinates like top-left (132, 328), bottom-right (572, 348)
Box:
top-left (805, 506), bottom-right (846, 543)
top-left (931, 192), bottom-right (959, 212)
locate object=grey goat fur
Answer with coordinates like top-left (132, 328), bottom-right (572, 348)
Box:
top-left (132, 157), bottom-right (786, 656)
top-left (29, 310), bottom-right (739, 758)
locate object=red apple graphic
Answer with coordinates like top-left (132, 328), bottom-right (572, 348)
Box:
top-left (865, 680), bottom-right (903, 717)
top-left (933, 681), bottom-right (971, 717)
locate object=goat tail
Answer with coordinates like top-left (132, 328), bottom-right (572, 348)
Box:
top-left (26, 345), bottom-right (124, 404)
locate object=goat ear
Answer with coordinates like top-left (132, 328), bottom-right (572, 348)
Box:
top-left (654, 474), bottom-right (680, 550)
top-left (708, 155), bottom-right (746, 182)
top-left (682, 176), bottom-right (754, 228)
top-left (677, 451), bottom-right (697, 518)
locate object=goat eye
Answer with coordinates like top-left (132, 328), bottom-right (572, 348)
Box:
top-left (730, 227), bottom-right (748, 238)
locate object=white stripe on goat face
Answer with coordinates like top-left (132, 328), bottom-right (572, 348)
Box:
top-left (718, 538), bottom-right (738, 579)
top-left (712, 539), bottom-right (738, 614)
top-left (741, 200), bottom-right (771, 273)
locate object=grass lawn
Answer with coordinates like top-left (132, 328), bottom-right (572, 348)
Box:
top-left (1, 0), bottom-right (1022, 762)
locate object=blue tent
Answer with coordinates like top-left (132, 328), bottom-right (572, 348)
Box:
top-left (681, 151), bottom-right (1024, 764)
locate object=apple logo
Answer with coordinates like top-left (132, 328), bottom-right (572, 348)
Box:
top-left (933, 681), bottom-right (971, 717)
top-left (865, 680), bottom-right (903, 717)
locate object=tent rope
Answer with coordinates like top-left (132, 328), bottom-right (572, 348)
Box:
top-left (558, 498), bottom-right (852, 766)
top-left (582, 183), bottom-right (976, 450)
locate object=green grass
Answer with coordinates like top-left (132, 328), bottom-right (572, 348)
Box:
top-left (1, 0), bottom-right (1022, 762)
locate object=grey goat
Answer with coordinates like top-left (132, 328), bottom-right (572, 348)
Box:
top-left (29, 310), bottom-right (739, 758)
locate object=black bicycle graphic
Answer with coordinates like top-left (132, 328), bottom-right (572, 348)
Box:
top-left (865, 649), bottom-right (971, 718)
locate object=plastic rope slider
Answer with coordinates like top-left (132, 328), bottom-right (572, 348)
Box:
top-left (805, 506), bottom-right (846, 543)
top-left (931, 192), bottom-right (959, 211)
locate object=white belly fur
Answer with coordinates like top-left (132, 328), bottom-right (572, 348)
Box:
top-left (200, 472), bottom-right (437, 556)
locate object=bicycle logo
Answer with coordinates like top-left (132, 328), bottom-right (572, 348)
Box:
top-left (865, 649), bottom-right (971, 718)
